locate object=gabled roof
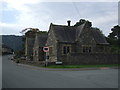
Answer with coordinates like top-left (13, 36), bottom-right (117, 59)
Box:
top-left (75, 23), bottom-right (86, 41)
top-left (51, 24), bottom-right (77, 43)
top-left (49, 22), bottom-right (108, 44)
top-left (91, 28), bottom-right (109, 44)
top-left (35, 33), bottom-right (47, 47)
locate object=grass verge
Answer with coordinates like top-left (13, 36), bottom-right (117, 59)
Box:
top-left (46, 64), bottom-right (120, 68)
top-left (14, 59), bottom-right (119, 69)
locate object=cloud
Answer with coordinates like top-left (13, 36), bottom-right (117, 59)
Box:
top-left (88, 9), bottom-right (118, 36)
top-left (1, 0), bottom-right (49, 34)
top-left (0, 22), bottom-right (24, 35)
top-left (2, 0), bottom-right (42, 10)
top-left (0, 1), bottom-right (118, 36)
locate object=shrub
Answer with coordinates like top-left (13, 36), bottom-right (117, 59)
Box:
top-left (16, 60), bottom-right (20, 63)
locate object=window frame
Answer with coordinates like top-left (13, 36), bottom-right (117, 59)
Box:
top-left (62, 45), bottom-right (71, 55)
top-left (82, 45), bottom-right (92, 53)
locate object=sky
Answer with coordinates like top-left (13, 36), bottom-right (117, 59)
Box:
top-left (0, 0), bottom-right (119, 36)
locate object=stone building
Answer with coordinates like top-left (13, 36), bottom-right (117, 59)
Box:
top-left (46, 21), bottom-right (110, 64)
top-left (25, 31), bottom-right (36, 60)
top-left (33, 33), bottom-right (47, 62)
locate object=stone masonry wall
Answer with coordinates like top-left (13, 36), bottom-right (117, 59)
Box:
top-left (61, 53), bottom-right (119, 65)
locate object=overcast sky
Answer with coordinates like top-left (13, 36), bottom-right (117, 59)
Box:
top-left (0, 0), bottom-right (119, 36)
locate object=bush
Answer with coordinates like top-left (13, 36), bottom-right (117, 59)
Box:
top-left (16, 60), bottom-right (20, 63)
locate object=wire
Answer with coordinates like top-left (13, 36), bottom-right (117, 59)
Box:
top-left (72, 2), bottom-right (81, 18)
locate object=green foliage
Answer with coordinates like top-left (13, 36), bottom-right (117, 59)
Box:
top-left (106, 37), bottom-right (118, 46)
top-left (25, 30), bottom-right (36, 38)
top-left (74, 19), bottom-right (86, 26)
top-left (38, 31), bottom-right (47, 34)
top-left (47, 64), bottom-right (119, 68)
top-left (107, 25), bottom-right (120, 46)
top-left (110, 46), bottom-right (120, 53)
top-left (106, 25), bottom-right (120, 53)
top-left (2, 35), bottom-right (23, 52)
top-left (14, 50), bottom-right (24, 58)
top-left (108, 25), bottom-right (120, 39)
top-left (25, 29), bottom-right (47, 38)
top-left (16, 59), bottom-right (20, 63)
top-left (74, 19), bottom-right (92, 27)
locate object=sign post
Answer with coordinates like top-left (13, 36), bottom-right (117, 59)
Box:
top-left (43, 47), bottom-right (49, 67)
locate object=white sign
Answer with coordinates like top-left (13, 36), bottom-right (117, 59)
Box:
top-left (56, 62), bottom-right (63, 65)
top-left (43, 47), bottom-right (49, 52)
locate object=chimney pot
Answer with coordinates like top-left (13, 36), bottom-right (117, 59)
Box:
top-left (67, 20), bottom-right (71, 26)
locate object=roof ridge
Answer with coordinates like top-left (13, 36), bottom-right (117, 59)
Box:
top-left (91, 28), bottom-right (108, 44)
top-left (51, 23), bottom-right (77, 43)
top-left (75, 23), bottom-right (86, 41)
top-left (51, 23), bottom-right (75, 27)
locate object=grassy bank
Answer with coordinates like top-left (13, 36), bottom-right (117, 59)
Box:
top-left (14, 59), bottom-right (119, 69)
top-left (46, 64), bottom-right (120, 68)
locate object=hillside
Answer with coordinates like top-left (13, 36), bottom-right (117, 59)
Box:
top-left (1, 35), bottom-right (24, 52)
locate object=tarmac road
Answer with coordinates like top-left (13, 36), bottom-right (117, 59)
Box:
top-left (2, 55), bottom-right (118, 88)
top-left (0, 55), bottom-right (2, 89)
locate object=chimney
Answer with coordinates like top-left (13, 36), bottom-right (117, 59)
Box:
top-left (67, 20), bottom-right (71, 26)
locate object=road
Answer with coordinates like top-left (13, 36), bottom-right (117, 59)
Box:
top-left (0, 56), bottom-right (2, 89)
top-left (2, 55), bottom-right (118, 88)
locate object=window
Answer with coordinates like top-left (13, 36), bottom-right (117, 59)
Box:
top-left (88, 47), bottom-right (91, 53)
top-left (98, 46), bottom-right (105, 52)
top-left (83, 47), bottom-right (86, 53)
top-left (63, 45), bottom-right (71, 54)
top-left (82, 46), bottom-right (92, 53)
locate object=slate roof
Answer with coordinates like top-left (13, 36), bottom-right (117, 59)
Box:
top-left (75, 23), bottom-right (86, 41)
top-left (91, 28), bottom-right (109, 44)
top-left (51, 24), bottom-right (77, 43)
top-left (50, 22), bottom-right (108, 44)
top-left (36, 33), bottom-right (47, 47)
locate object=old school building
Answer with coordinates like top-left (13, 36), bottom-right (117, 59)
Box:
top-left (45, 20), bottom-right (114, 65)
top-left (25, 20), bottom-right (118, 65)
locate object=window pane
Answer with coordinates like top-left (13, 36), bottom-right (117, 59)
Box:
top-left (63, 46), bottom-right (66, 54)
top-left (82, 46), bottom-right (91, 53)
top-left (67, 46), bottom-right (70, 53)
top-left (83, 47), bottom-right (85, 52)
top-left (89, 47), bottom-right (91, 52)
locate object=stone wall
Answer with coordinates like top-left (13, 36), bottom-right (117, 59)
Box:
top-left (61, 53), bottom-right (119, 65)
top-left (46, 28), bottom-right (58, 62)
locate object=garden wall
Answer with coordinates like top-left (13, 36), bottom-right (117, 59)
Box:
top-left (62, 53), bottom-right (119, 65)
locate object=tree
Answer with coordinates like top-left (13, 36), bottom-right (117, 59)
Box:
top-left (107, 25), bottom-right (120, 46)
top-left (74, 19), bottom-right (92, 27)
top-left (108, 25), bottom-right (120, 39)
top-left (106, 25), bottom-right (120, 53)
top-left (25, 28), bottom-right (39, 38)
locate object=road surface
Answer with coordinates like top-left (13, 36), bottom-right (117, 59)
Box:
top-left (0, 56), bottom-right (2, 89)
top-left (2, 55), bottom-right (118, 88)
